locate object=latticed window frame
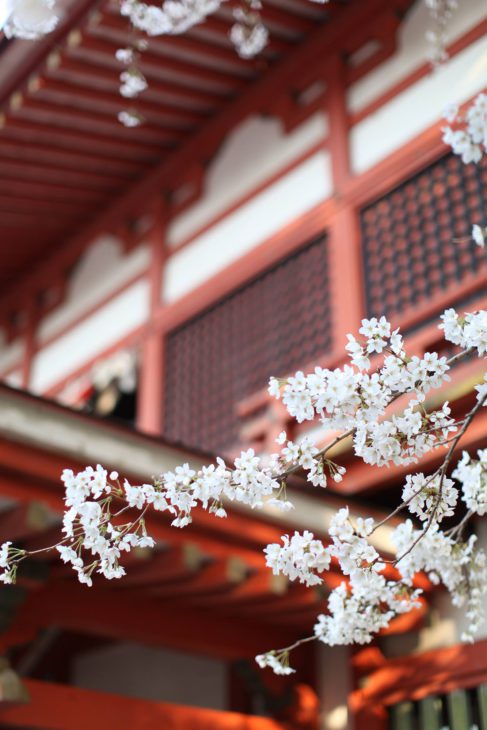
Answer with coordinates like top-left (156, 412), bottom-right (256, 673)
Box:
top-left (360, 152), bottom-right (487, 322)
top-left (163, 234), bottom-right (332, 455)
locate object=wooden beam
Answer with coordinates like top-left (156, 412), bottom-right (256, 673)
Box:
top-left (70, 34), bottom-right (249, 92)
top-left (50, 55), bottom-right (228, 109)
top-left (11, 96), bottom-right (189, 140)
top-left (93, 11), bottom-right (255, 74)
top-left (0, 678), bottom-right (285, 730)
top-left (10, 583), bottom-right (300, 659)
top-left (194, 570), bottom-right (288, 607)
top-left (0, 156), bottom-right (129, 188)
top-left (0, 117), bottom-right (165, 160)
top-left (33, 78), bottom-right (207, 127)
top-left (149, 557), bottom-right (248, 599)
top-left (0, 502), bottom-right (54, 544)
top-left (0, 178), bottom-right (105, 203)
top-left (112, 544), bottom-right (207, 589)
top-left (326, 53), bottom-right (350, 192)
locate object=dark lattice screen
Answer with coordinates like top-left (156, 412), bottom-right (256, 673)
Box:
top-left (164, 235), bottom-right (331, 454)
top-left (361, 154), bottom-right (487, 319)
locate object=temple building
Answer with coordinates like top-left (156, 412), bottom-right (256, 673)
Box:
top-left (0, 0), bottom-right (486, 727)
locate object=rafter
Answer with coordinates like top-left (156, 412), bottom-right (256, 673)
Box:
top-left (0, 140), bottom-right (145, 175)
top-left (32, 79), bottom-right (207, 127)
top-left (10, 583), bottom-right (300, 659)
top-left (0, 117), bottom-right (166, 159)
top-left (149, 557), bottom-right (249, 599)
top-left (49, 56), bottom-right (228, 109)
top-left (69, 34), bottom-right (251, 92)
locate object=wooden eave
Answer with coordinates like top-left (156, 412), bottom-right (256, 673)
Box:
top-left (0, 0), bottom-right (414, 295)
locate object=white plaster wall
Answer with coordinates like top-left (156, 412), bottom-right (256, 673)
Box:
top-left (163, 150), bottom-right (331, 303)
top-left (351, 33), bottom-right (487, 173)
top-left (72, 642), bottom-right (227, 709)
top-left (38, 237), bottom-right (150, 344)
top-left (0, 332), bottom-right (24, 376)
top-left (348, 0), bottom-right (487, 115)
top-left (3, 370), bottom-right (22, 388)
top-left (30, 280), bottom-right (150, 393)
top-left (167, 112), bottom-right (328, 247)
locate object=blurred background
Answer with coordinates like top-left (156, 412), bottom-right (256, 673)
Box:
top-left (0, 0), bottom-right (486, 727)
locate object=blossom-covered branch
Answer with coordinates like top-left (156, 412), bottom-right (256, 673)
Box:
top-left (1, 306), bottom-right (486, 673)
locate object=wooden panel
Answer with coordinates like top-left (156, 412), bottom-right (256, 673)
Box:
top-left (478, 684), bottom-right (487, 730)
top-left (447, 690), bottom-right (472, 730)
top-left (419, 696), bottom-right (442, 730)
top-left (390, 701), bottom-right (415, 730)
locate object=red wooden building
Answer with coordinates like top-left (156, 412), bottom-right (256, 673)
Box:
top-left (0, 0), bottom-right (486, 727)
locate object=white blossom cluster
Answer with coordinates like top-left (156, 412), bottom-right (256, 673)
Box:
top-left (453, 449), bottom-right (487, 515)
top-left (270, 317), bottom-right (455, 468)
top-left (256, 650), bottom-right (295, 675)
top-left (3, 0), bottom-right (58, 39)
top-left (57, 466), bottom-right (155, 586)
top-left (393, 520), bottom-right (487, 642)
top-left (402, 472), bottom-right (458, 522)
top-left (314, 509), bottom-right (421, 646)
top-left (440, 308), bottom-right (487, 358)
top-left (472, 224), bottom-right (486, 249)
top-left (424, 0), bottom-right (457, 66)
top-left (119, 69), bottom-right (148, 99)
top-left (230, 4), bottom-right (269, 59)
top-left (274, 431), bottom-right (342, 489)
top-left (120, 0), bottom-right (221, 37)
top-left (116, 46), bottom-right (148, 127)
top-left (442, 93), bottom-right (487, 164)
top-left (264, 530), bottom-right (331, 586)
top-left (118, 110), bottom-right (143, 128)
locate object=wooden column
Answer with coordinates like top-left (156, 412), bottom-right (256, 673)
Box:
top-left (328, 206), bottom-right (364, 351)
top-left (136, 203), bottom-right (167, 436)
top-left (325, 53), bottom-right (364, 350)
top-left (327, 53), bottom-right (350, 194)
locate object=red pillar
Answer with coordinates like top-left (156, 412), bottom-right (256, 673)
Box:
top-left (327, 53), bottom-right (350, 194)
top-left (136, 203), bottom-right (167, 436)
top-left (328, 207), bottom-right (364, 351)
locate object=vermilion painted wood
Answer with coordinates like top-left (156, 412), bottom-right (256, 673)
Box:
top-left (72, 33), bottom-right (250, 91)
top-left (136, 204), bottom-right (167, 436)
top-left (350, 637), bottom-right (487, 730)
top-left (344, 10), bottom-right (399, 86)
top-left (327, 54), bottom-right (351, 192)
top-left (35, 78), bottom-right (208, 127)
top-left (11, 96), bottom-right (189, 141)
top-left (7, 582), bottom-right (300, 659)
top-left (0, 678), bottom-right (287, 729)
top-left (0, 140), bottom-right (144, 175)
top-left (50, 55), bottom-right (229, 109)
top-left (0, 118), bottom-right (165, 161)
top-left (0, 0), bottom-right (391, 291)
top-left (92, 12), bottom-right (256, 73)
top-left (328, 207), bottom-right (364, 351)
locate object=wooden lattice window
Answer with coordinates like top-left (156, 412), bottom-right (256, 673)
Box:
top-left (360, 153), bottom-right (487, 320)
top-left (164, 235), bottom-right (331, 454)
top-left (389, 685), bottom-right (487, 729)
